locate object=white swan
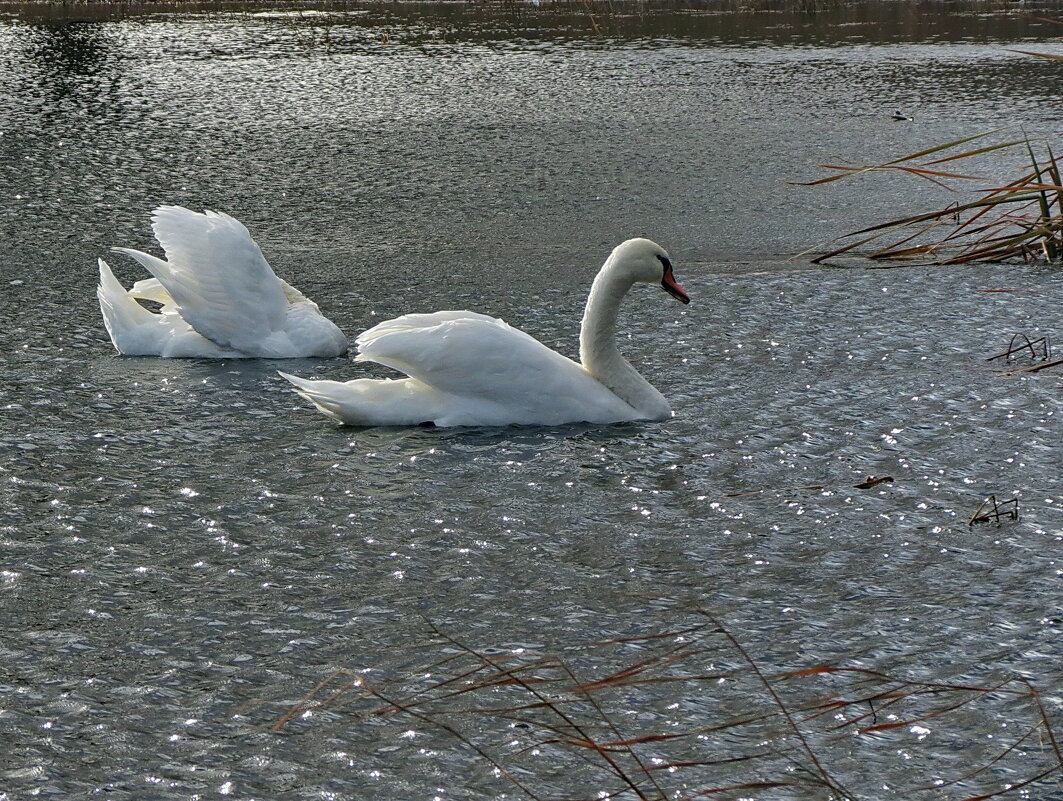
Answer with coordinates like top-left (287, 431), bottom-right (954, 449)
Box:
top-left (280, 238), bottom-right (689, 427)
top-left (97, 206), bottom-right (347, 358)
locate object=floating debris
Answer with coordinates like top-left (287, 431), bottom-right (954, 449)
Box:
top-left (988, 333), bottom-right (1063, 374)
top-left (853, 475), bottom-right (893, 489)
top-left (1002, 358), bottom-right (1063, 375)
top-left (968, 495), bottom-right (1020, 525)
top-left (987, 332), bottom-right (1052, 363)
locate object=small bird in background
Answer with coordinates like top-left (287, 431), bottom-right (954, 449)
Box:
top-left (892, 110), bottom-right (913, 121)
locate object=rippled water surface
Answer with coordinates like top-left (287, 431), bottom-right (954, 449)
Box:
top-left (2, 3), bottom-right (1063, 799)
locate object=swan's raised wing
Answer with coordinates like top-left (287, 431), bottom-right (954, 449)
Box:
top-left (117, 206), bottom-right (288, 353)
top-left (355, 311), bottom-right (636, 421)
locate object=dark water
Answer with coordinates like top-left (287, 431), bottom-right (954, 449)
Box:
top-left (2, 3), bottom-right (1063, 799)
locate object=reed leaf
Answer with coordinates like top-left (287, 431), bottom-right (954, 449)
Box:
top-left (799, 118), bottom-right (1063, 264)
top-left (882, 128), bottom-right (1007, 165)
top-left (1006, 48), bottom-right (1063, 61)
top-left (925, 138), bottom-right (1030, 165)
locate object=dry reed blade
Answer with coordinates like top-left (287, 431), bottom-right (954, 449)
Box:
top-left (799, 122), bottom-right (1063, 263)
top-left (1017, 677), bottom-right (1063, 766)
top-left (1046, 142), bottom-right (1063, 220)
top-left (787, 163), bottom-right (981, 187)
top-left (881, 128), bottom-right (1009, 165)
top-left (810, 232), bottom-right (884, 263)
top-left (577, 641), bottom-right (710, 692)
top-left (1024, 137), bottom-right (1058, 259)
top-left (859, 690), bottom-right (1002, 733)
top-left (590, 623), bottom-right (713, 647)
top-left (368, 655), bottom-right (557, 720)
top-left (425, 622), bottom-right (656, 801)
top-left (271, 610), bottom-right (1063, 800)
top-left (1006, 48), bottom-right (1063, 61)
top-left (556, 658), bottom-right (668, 798)
top-left (911, 723), bottom-right (1047, 792)
top-left (271, 669), bottom-right (364, 731)
top-left (695, 612), bottom-right (855, 800)
top-left (957, 764), bottom-right (1063, 801)
top-left (360, 678), bottom-right (547, 801)
top-left (786, 130), bottom-right (1006, 187)
top-left (924, 138), bottom-right (1030, 165)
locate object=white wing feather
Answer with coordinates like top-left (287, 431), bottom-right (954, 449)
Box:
top-left (126, 206), bottom-right (288, 353)
top-left (354, 311), bottom-right (638, 423)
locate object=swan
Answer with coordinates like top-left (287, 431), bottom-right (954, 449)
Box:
top-left (96, 206), bottom-right (347, 358)
top-left (280, 238), bottom-right (689, 427)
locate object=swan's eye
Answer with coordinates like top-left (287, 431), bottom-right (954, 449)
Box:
top-left (656, 254), bottom-right (672, 272)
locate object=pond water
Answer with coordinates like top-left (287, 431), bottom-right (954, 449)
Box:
top-left (2, 2), bottom-right (1063, 799)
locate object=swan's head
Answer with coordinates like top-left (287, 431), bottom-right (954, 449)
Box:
top-left (609, 238), bottom-right (690, 304)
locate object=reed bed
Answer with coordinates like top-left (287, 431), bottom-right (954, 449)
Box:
top-left (795, 128), bottom-right (1063, 267)
top-left (272, 613), bottom-right (1063, 800)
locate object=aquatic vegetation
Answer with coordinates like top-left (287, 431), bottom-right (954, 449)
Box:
top-left (795, 129), bottom-right (1063, 266)
top-left (273, 613), bottom-right (1063, 800)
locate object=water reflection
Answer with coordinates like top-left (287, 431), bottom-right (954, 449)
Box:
top-left (17, 22), bottom-right (119, 98)
top-left (22, 21), bottom-right (109, 74)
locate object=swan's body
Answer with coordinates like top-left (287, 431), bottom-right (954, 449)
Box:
top-left (281, 238), bottom-right (689, 427)
top-left (97, 206), bottom-right (347, 358)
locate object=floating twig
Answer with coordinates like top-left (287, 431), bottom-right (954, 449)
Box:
top-left (987, 332), bottom-right (1052, 363)
top-left (1002, 356), bottom-right (1063, 375)
top-left (968, 495), bottom-right (1020, 525)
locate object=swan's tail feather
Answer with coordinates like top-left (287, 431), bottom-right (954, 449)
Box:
top-left (279, 372), bottom-right (440, 427)
top-left (97, 257), bottom-right (127, 303)
top-left (278, 372), bottom-right (350, 423)
top-left (97, 258), bottom-right (162, 354)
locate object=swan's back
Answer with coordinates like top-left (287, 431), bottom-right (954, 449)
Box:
top-left (349, 311), bottom-right (640, 426)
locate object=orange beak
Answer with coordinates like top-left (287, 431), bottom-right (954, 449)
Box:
top-left (662, 265), bottom-right (690, 304)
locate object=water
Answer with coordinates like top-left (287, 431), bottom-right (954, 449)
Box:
top-left (2, 3), bottom-right (1063, 798)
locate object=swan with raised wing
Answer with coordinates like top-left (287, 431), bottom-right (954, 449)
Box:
top-left (97, 206), bottom-right (347, 358)
top-left (281, 238), bottom-right (689, 427)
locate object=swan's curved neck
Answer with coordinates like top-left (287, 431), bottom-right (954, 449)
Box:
top-left (578, 266), bottom-right (670, 418)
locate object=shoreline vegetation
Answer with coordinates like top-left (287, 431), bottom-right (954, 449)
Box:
top-left (797, 127), bottom-right (1063, 267)
top-left (3, 0), bottom-right (1060, 71)
top-left (795, 37), bottom-right (1062, 268)
top-left (3, 0), bottom-right (1063, 30)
